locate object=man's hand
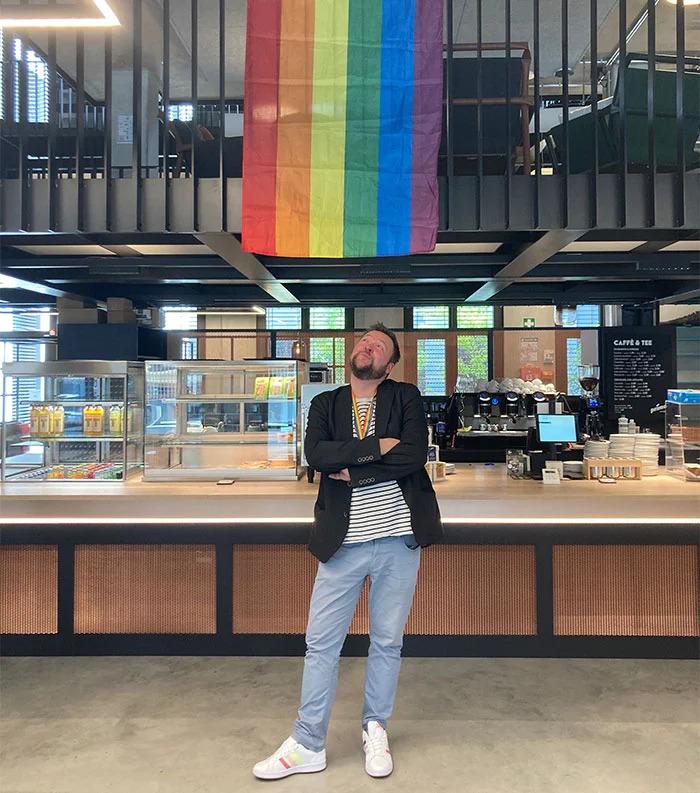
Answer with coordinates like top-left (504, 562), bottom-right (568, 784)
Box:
top-left (379, 437), bottom-right (401, 456)
top-left (329, 468), bottom-right (351, 482)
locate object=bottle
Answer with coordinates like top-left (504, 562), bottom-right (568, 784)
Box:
top-left (109, 404), bottom-right (122, 436)
top-left (53, 405), bottom-right (64, 436)
top-left (38, 405), bottom-right (51, 437)
top-left (618, 415), bottom-right (628, 434)
top-left (628, 419), bottom-right (636, 434)
top-left (94, 405), bottom-right (105, 436)
top-left (83, 405), bottom-right (91, 435)
top-left (30, 404), bottom-right (40, 436)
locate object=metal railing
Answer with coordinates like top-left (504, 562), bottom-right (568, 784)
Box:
top-left (0, 1), bottom-right (695, 233)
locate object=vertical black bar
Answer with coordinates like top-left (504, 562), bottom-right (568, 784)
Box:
top-left (646, 0), bottom-right (655, 228)
top-left (504, 0), bottom-right (511, 229)
top-left (533, 0), bottom-right (541, 229)
top-left (18, 38), bottom-right (29, 230)
top-left (675, 0), bottom-right (685, 228)
top-left (133, 0), bottom-right (143, 231)
top-left (445, 0), bottom-right (454, 230)
top-left (163, 0), bottom-right (171, 230)
top-left (216, 541), bottom-right (233, 639)
top-left (561, 0), bottom-right (569, 228)
top-left (104, 31), bottom-right (113, 231)
top-left (76, 32), bottom-right (85, 231)
top-left (536, 543), bottom-right (554, 642)
top-left (618, 0), bottom-right (627, 228)
top-left (219, 0), bottom-right (227, 231)
top-left (590, 0), bottom-right (598, 228)
top-left (476, 0), bottom-right (483, 229)
top-left (191, 0), bottom-right (199, 230)
top-left (57, 542), bottom-right (75, 646)
top-left (47, 33), bottom-right (57, 230)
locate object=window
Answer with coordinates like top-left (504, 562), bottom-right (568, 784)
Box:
top-left (12, 38), bottom-right (49, 124)
top-left (416, 338), bottom-right (446, 395)
top-left (266, 306), bottom-right (301, 330)
top-left (162, 308), bottom-right (197, 330)
top-left (457, 335), bottom-right (489, 381)
top-left (162, 308), bottom-right (198, 359)
top-left (566, 338), bottom-right (582, 395)
top-left (309, 307), bottom-right (345, 330)
top-left (310, 337), bottom-right (345, 383)
top-left (413, 306), bottom-right (449, 329)
top-left (457, 305), bottom-right (494, 328)
top-left (561, 305), bottom-right (600, 328)
top-left (0, 310), bottom-right (51, 422)
top-left (168, 104), bottom-right (194, 122)
top-left (275, 339), bottom-right (295, 359)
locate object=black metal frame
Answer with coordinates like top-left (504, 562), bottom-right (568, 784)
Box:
top-left (1, 520), bottom-right (697, 659)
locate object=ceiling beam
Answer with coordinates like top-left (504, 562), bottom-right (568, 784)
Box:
top-left (0, 272), bottom-right (106, 307)
top-left (195, 233), bottom-right (299, 303)
top-left (465, 229), bottom-right (585, 302)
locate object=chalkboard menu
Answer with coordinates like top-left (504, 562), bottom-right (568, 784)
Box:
top-left (601, 327), bottom-right (676, 427)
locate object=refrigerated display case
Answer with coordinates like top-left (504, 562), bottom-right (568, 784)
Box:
top-left (143, 360), bottom-right (308, 480)
top-left (665, 389), bottom-right (700, 482)
top-left (1, 361), bottom-right (144, 481)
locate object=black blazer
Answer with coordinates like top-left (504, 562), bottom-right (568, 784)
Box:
top-left (304, 379), bottom-right (443, 562)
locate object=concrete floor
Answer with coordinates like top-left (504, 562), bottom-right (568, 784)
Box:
top-left (1, 656), bottom-right (698, 793)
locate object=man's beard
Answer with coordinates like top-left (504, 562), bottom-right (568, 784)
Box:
top-left (350, 353), bottom-right (385, 380)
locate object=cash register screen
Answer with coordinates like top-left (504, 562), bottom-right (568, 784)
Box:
top-left (536, 414), bottom-right (578, 443)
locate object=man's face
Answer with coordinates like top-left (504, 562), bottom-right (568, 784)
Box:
top-left (349, 330), bottom-right (395, 381)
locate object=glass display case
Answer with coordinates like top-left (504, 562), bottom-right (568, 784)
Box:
top-left (144, 360), bottom-right (308, 480)
top-left (665, 389), bottom-right (700, 482)
top-left (1, 361), bottom-right (144, 482)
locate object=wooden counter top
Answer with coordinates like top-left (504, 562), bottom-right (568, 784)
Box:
top-left (1, 465), bottom-right (698, 523)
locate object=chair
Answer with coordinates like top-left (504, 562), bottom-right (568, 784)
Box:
top-left (441, 42), bottom-right (533, 175)
top-left (546, 53), bottom-right (700, 174)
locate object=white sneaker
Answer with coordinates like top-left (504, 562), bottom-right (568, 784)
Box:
top-left (362, 720), bottom-right (393, 778)
top-left (252, 736), bottom-right (326, 780)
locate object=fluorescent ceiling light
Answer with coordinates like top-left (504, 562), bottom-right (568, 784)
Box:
top-left (661, 241), bottom-right (700, 252)
top-left (665, 1), bottom-right (700, 6)
top-left (432, 243), bottom-right (502, 254)
top-left (560, 241), bottom-right (646, 253)
top-left (13, 245), bottom-right (115, 256)
top-left (0, 0), bottom-right (120, 28)
top-left (130, 244), bottom-right (216, 255)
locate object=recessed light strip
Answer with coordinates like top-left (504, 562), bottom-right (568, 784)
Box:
top-left (0, 0), bottom-right (120, 28)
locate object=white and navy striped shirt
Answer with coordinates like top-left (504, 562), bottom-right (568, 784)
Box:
top-left (344, 396), bottom-right (413, 545)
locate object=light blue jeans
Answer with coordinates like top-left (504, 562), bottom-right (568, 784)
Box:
top-left (292, 535), bottom-right (421, 752)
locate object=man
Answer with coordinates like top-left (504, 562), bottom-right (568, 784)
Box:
top-left (253, 323), bottom-right (443, 781)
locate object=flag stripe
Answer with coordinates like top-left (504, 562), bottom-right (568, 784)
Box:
top-left (242, 0), bottom-right (282, 255)
top-left (376, 0), bottom-right (415, 256)
top-left (342, 0), bottom-right (382, 257)
top-left (275, 0), bottom-right (315, 257)
top-left (309, 0), bottom-right (350, 257)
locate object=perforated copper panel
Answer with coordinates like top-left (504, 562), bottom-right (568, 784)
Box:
top-left (553, 545), bottom-right (700, 637)
top-left (232, 544), bottom-right (536, 636)
top-left (0, 545), bottom-right (58, 634)
top-left (406, 545), bottom-right (537, 635)
top-left (75, 545), bottom-right (216, 634)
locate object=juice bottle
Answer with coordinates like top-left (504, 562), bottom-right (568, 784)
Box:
top-left (53, 405), bottom-right (65, 436)
top-left (83, 405), bottom-right (90, 435)
top-left (38, 405), bottom-right (51, 437)
top-left (94, 405), bottom-right (105, 436)
top-left (30, 404), bottom-right (40, 436)
top-left (109, 405), bottom-right (122, 436)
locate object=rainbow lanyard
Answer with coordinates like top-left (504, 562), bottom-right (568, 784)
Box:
top-left (352, 393), bottom-right (375, 440)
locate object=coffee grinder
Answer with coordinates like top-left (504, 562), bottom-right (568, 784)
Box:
top-left (578, 364), bottom-right (603, 439)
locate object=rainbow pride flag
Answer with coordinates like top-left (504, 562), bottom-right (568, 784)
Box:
top-left (242, 0), bottom-right (443, 258)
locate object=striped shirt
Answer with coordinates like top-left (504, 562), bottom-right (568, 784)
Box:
top-left (344, 396), bottom-right (413, 545)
